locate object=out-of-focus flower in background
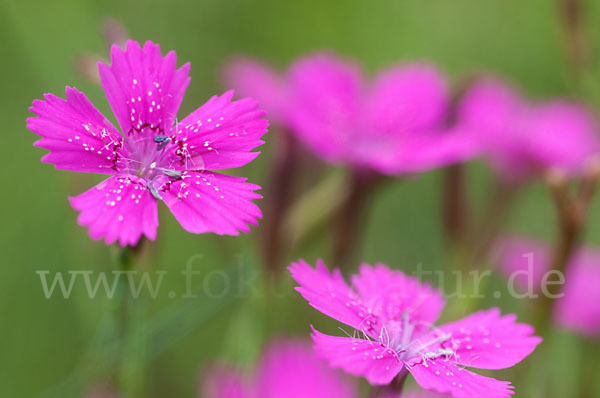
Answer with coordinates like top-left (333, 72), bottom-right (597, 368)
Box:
top-left (456, 78), bottom-right (600, 181)
top-left (226, 53), bottom-right (481, 270)
top-left (496, 236), bottom-right (600, 337)
top-left (227, 53), bottom-right (477, 176)
top-left (289, 260), bottom-right (541, 397)
top-left (27, 40), bottom-right (267, 246)
top-left (202, 339), bottom-right (356, 398)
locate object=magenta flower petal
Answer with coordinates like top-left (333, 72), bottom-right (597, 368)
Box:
top-left (351, 263), bottom-right (445, 330)
top-left (289, 259), bottom-right (381, 337)
top-left (458, 79), bottom-right (523, 141)
top-left (69, 176), bottom-right (158, 246)
top-left (408, 361), bottom-right (513, 398)
top-left (168, 90), bottom-right (268, 170)
top-left (27, 87), bottom-right (129, 174)
top-left (424, 308), bottom-right (541, 369)
top-left (161, 171), bottom-right (262, 235)
top-left (256, 340), bottom-right (357, 398)
top-left (554, 250), bottom-right (600, 337)
top-left (98, 40), bottom-right (190, 137)
top-left (364, 64), bottom-right (447, 138)
top-left (311, 328), bottom-right (403, 386)
top-left (288, 53), bottom-right (363, 164)
top-left (224, 57), bottom-right (287, 125)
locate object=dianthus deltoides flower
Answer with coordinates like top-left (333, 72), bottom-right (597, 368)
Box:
top-left (27, 40), bottom-right (267, 246)
top-left (496, 236), bottom-right (600, 337)
top-left (457, 77), bottom-right (599, 180)
top-left (289, 260), bottom-right (541, 398)
top-left (226, 53), bottom-right (476, 175)
top-left (203, 339), bottom-right (356, 398)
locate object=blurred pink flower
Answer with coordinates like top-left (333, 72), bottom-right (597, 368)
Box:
top-left (457, 78), bottom-right (599, 180)
top-left (203, 339), bottom-right (356, 398)
top-left (28, 40), bottom-right (267, 246)
top-left (555, 251), bottom-right (600, 337)
top-left (496, 236), bottom-right (600, 337)
top-left (495, 236), bottom-right (552, 291)
top-left (225, 53), bottom-right (476, 175)
top-left (289, 260), bottom-right (541, 398)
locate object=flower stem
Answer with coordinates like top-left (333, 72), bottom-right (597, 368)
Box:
top-left (369, 371), bottom-right (408, 398)
top-left (441, 74), bottom-right (477, 251)
top-left (261, 129), bottom-right (299, 275)
top-left (535, 164), bottom-right (599, 332)
top-left (332, 168), bottom-right (380, 268)
top-left (469, 178), bottom-right (519, 267)
top-left (442, 163), bottom-right (469, 247)
top-left (559, 0), bottom-right (589, 84)
top-left (111, 240), bottom-right (148, 398)
top-left (580, 338), bottom-right (600, 397)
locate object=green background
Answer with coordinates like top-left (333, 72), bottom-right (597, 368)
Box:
top-left (1, 0), bottom-right (600, 396)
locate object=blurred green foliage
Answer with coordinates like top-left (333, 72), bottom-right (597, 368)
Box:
top-left (2, 0), bottom-right (600, 397)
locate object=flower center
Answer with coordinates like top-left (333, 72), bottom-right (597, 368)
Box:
top-left (380, 313), bottom-right (456, 363)
top-left (123, 133), bottom-right (183, 200)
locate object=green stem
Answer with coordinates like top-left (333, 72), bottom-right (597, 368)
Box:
top-left (559, 0), bottom-right (589, 86)
top-left (111, 242), bottom-right (147, 398)
top-left (534, 171), bottom-right (588, 334)
top-left (332, 168), bottom-right (381, 269)
top-left (442, 163), bottom-right (469, 248)
top-left (469, 178), bottom-right (519, 268)
top-left (261, 129), bottom-right (299, 276)
top-left (580, 339), bottom-right (600, 397)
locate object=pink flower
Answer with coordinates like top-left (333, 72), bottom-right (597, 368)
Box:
top-left (289, 260), bottom-right (541, 398)
top-left (457, 78), bottom-right (599, 180)
top-left (494, 236), bottom-right (552, 292)
top-left (203, 339), bottom-right (356, 398)
top-left (27, 40), bottom-right (267, 246)
top-left (496, 236), bottom-right (600, 337)
top-left (225, 53), bottom-right (476, 175)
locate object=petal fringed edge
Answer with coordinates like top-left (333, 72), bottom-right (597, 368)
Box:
top-left (27, 87), bottom-right (129, 174)
top-left (69, 175), bottom-right (158, 246)
top-left (161, 171), bottom-right (262, 235)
